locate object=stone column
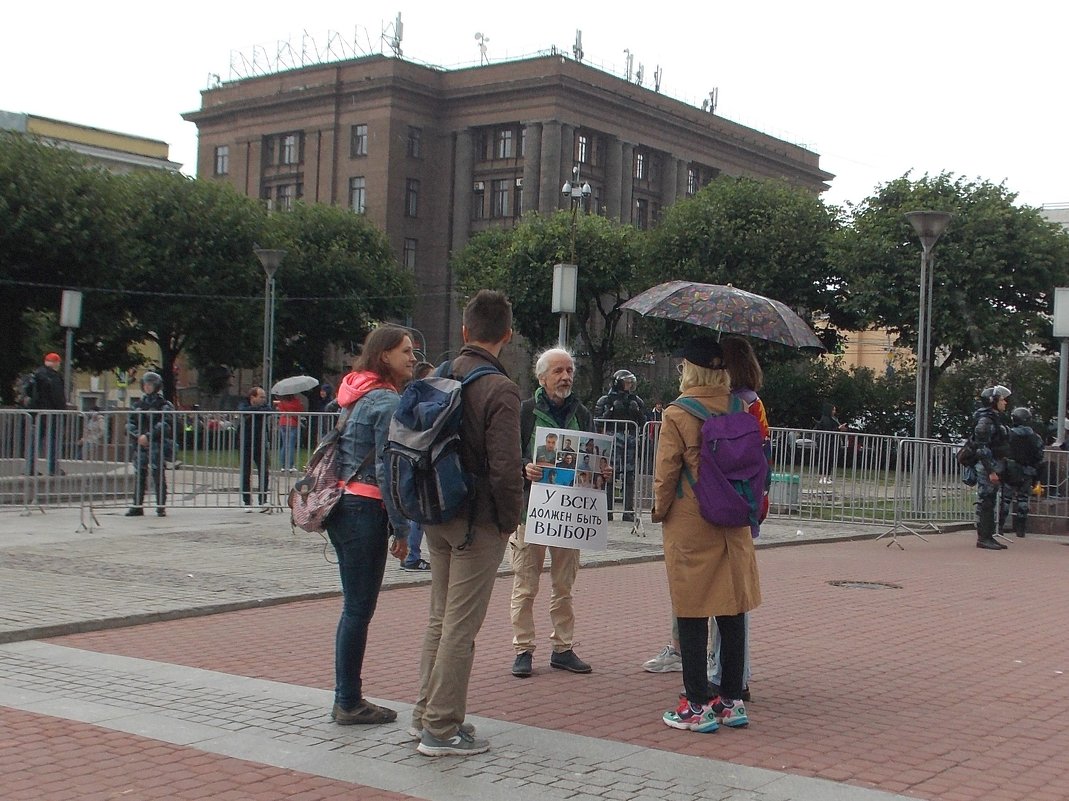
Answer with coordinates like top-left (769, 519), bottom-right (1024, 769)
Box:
top-left (605, 137), bottom-right (622, 222)
top-left (539, 121), bottom-right (563, 215)
top-left (560, 124), bottom-right (575, 201)
top-left (451, 129), bottom-right (474, 253)
top-left (676, 158), bottom-right (689, 199)
top-left (661, 155), bottom-right (678, 209)
top-left (620, 142), bottom-right (635, 225)
top-left (522, 122), bottom-right (542, 216)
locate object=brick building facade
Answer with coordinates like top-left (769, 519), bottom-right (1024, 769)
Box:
top-left (183, 53), bottom-right (832, 360)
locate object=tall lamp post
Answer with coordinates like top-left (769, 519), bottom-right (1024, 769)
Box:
top-left (905, 211), bottom-right (952, 440)
top-left (254, 248), bottom-right (286, 395)
top-left (59, 290), bottom-right (83, 403)
top-left (553, 165), bottom-right (590, 346)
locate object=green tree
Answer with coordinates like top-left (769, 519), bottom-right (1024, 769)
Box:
top-left (833, 172), bottom-right (1069, 397)
top-left (643, 176), bottom-right (850, 352)
top-left (452, 211), bottom-right (644, 401)
top-left (0, 133), bottom-right (136, 403)
top-left (267, 202), bottom-right (414, 380)
top-left (114, 170), bottom-right (268, 401)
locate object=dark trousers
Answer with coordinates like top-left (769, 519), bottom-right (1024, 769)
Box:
top-left (133, 448), bottom-right (167, 507)
top-left (240, 443), bottom-right (269, 506)
top-left (326, 495), bottom-right (389, 709)
top-left (679, 614), bottom-right (746, 704)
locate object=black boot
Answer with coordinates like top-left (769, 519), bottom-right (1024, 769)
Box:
top-left (976, 516), bottom-right (1002, 550)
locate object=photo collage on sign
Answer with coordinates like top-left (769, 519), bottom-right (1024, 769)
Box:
top-left (532, 429), bottom-right (612, 491)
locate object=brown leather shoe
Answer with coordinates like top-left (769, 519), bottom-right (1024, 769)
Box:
top-left (331, 700), bottom-right (397, 725)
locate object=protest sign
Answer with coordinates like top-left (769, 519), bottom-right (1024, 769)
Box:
top-left (524, 426), bottom-right (613, 551)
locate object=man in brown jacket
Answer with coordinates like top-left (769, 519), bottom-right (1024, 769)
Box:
top-left (412, 290), bottom-right (524, 757)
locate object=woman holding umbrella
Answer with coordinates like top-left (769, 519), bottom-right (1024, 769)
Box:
top-left (653, 336), bottom-right (761, 733)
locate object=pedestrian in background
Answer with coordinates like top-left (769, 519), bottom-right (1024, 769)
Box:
top-left (275, 393), bottom-right (303, 471)
top-left (238, 385), bottom-right (272, 511)
top-left (25, 351), bottom-right (67, 476)
top-left (401, 361), bottom-right (435, 572)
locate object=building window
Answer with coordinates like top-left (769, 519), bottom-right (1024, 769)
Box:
top-left (577, 134), bottom-right (589, 164)
top-left (634, 151), bottom-right (646, 180)
top-left (495, 128), bottom-right (513, 159)
top-left (407, 126), bottom-right (422, 158)
top-left (635, 198), bottom-right (649, 229)
top-left (349, 177), bottom-right (366, 214)
top-left (277, 184), bottom-right (298, 212)
top-left (474, 130), bottom-right (488, 162)
top-left (491, 179), bottom-right (509, 218)
top-left (403, 238), bottom-right (417, 270)
top-left (520, 126), bottom-right (526, 158)
top-left (513, 178), bottom-right (523, 217)
top-left (350, 124), bottom-right (368, 157)
top-left (593, 185), bottom-right (604, 216)
top-left (214, 145), bottom-right (229, 176)
top-left (405, 179), bottom-right (420, 218)
top-left (593, 136), bottom-right (604, 167)
top-left (472, 181), bottom-right (485, 220)
top-left (687, 167), bottom-right (699, 196)
top-left (280, 134), bottom-right (300, 165)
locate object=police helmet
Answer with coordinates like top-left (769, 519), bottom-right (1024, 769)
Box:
top-left (980, 385), bottom-right (1011, 405)
top-left (1011, 407), bottom-right (1032, 425)
top-left (612, 369), bottom-right (637, 392)
top-left (141, 371), bottom-right (163, 393)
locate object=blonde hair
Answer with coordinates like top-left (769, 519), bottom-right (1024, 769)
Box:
top-left (679, 361), bottom-right (731, 392)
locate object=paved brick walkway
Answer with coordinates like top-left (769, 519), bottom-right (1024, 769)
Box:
top-left (3, 507), bottom-right (1068, 800)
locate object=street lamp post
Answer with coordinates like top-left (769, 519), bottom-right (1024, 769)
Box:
top-left (905, 211), bottom-right (952, 440)
top-left (59, 290), bottom-right (83, 402)
top-left (553, 165), bottom-right (590, 346)
top-left (254, 248), bottom-right (286, 395)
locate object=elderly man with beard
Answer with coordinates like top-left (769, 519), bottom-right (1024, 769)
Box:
top-left (510, 347), bottom-right (611, 678)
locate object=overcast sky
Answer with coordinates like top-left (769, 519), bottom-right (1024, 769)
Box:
top-left (4, 1), bottom-right (1066, 210)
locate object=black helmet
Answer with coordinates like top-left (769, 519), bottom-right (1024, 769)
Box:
top-left (980, 385), bottom-right (1011, 405)
top-left (141, 371), bottom-right (163, 393)
top-left (612, 369), bottom-right (636, 391)
top-left (1011, 407), bottom-right (1032, 425)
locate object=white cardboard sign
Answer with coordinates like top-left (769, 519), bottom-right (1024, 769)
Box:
top-left (523, 426), bottom-right (613, 551)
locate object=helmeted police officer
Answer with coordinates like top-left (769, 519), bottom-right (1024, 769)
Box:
top-left (1003, 407), bottom-right (1045, 538)
top-left (595, 369), bottom-right (646, 522)
top-left (971, 384), bottom-right (1012, 550)
top-left (125, 371), bottom-right (175, 517)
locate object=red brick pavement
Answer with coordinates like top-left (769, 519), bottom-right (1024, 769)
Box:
top-left (0, 707), bottom-right (413, 801)
top-left (53, 534), bottom-right (1069, 801)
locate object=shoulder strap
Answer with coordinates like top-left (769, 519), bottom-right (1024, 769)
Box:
top-left (459, 364), bottom-right (501, 385)
top-left (670, 397), bottom-right (712, 421)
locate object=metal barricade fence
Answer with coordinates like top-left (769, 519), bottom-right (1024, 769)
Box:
top-left (1, 406), bottom-right (1063, 533)
top-left (592, 418), bottom-right (641, 521)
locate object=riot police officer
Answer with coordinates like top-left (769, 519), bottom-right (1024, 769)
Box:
top-left (595, 369), bottom-right (646, 522)
top-left (1003, 407), bottom-right (1045, 538)
top-left (125, 371), bottom-right (175, 517)
top-left (971, 385), bottom-right (1012, 550)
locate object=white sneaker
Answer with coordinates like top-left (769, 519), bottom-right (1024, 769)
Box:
top-left (417, 728), bottom-right (489, 756)
top-left (642, 644), bottom-right (683, 673)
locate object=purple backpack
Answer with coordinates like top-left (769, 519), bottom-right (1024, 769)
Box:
top-left (671, 391), bottom-right (768, 537)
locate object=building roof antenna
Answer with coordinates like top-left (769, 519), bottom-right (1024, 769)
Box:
top-left (475, 32), bottom-right (490, 65)
top-left (573, 30), bottom-right (584, 62)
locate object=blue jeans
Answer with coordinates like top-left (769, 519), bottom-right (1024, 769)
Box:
top-left (326, 494), bottom-right (389, 709)
top-left (405, 520), bottom-right (424, 565)
top-left (279, 425), bottom-right (299, 469)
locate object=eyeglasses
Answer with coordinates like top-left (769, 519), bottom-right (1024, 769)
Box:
top-left (676, 362), bottom-right (684, 375)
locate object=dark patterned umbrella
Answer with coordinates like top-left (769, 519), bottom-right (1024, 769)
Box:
top-left (621, 281), bottom-right (824, 349)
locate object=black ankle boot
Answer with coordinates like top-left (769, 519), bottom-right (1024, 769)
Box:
top-left (976, 537), bottom-right (1002, 550)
